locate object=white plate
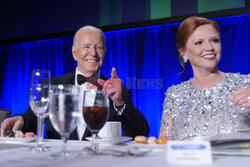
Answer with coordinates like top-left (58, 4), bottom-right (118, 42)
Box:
top-left (210, 132), bottom-right (250, 146)
top-left (86, 136), bottom-right (132, 145)
top-left (0, 137), bottom-right (37, 143)
top-left (127, 141), bottom-right (166, 150)
top-left (212, 148), bottom-right (250, 156)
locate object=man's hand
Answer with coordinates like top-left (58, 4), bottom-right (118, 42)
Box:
top-left (1, 116), bottom-right (24, 137)
top-left (98, 67), bottom-right (124, 106)
top-left (232, 88), bottom-right (250, 108)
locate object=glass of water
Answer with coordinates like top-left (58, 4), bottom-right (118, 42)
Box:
top-left (49, 84), bottom-right (81, 159)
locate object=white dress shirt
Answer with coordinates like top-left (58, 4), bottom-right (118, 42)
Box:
top-left (75, 68), bottom-right (100, 140)
top-left (75, 68), bottom-right (126, 139)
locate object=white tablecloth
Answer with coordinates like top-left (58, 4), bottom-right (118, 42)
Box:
top-left (0, 139), bottom-right (250, 167)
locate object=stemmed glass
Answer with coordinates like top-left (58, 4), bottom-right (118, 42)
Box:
top-left (82, 89), bottom-right (109, 154)
top-left (29, 69), bottom-right (50, 152)
top-left (49, 85), bottom-right (81, 159)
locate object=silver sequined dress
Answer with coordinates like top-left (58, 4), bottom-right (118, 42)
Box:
top-left (160, 73), bottom-right (250, 140)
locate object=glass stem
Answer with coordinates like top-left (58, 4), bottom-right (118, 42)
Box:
top-left (37, 116), bottom-right (44, 147)
top-left (91, 133), bottom-right (98, 152)
top-left (61, 134), bottom-right (69, 156)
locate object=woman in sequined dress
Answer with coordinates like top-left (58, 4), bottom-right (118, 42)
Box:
top-left (159, 17), bottom-right (250, 140)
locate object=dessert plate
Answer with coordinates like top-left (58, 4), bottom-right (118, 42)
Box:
top-left (86, 136), bottom-right (132, 145)
top-left (210, 132), bottom-right (250, 147)
top-left (0, 137), bottom-right (37, 143)
top-left (127, 141), bottom-right (166, 150)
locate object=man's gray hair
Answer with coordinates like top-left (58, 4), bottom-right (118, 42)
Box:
top-left (72, 25), bottom-right (106, 50)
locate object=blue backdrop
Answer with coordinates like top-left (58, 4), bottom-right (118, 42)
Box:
top-left (0, 14), bottom-right (249, 137)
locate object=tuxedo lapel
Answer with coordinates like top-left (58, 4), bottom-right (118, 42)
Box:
top-left (82, 128), bottom-right (91, 140)
top-left (100, 74), bottom-right (108, 81)
top-left (69, 128), bottom-right (79, 140)
top-left (51, 71), bottom-right (75, 85)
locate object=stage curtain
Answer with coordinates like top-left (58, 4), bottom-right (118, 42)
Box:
top-left (0, 14), bottom-right (249, 137)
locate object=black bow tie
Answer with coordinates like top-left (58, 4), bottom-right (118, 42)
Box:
top-left (77, 74), bottom-right (87, 85)
top-left (77, 74), bottom-right (101, 88)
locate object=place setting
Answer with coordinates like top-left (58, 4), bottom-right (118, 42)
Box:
top-left (86, 121), bottom-right (132, 145)
top-left (78, 89), bottom-right (152, 157)
top-left (0, 130), bottom-right (37, 144)
top-left (209, 131), bottom-right (250, 156)
top-left (0, 82), bottom-right (154, 158)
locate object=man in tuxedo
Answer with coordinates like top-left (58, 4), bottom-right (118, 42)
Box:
top-left (1, 26), bottom-right (149, 140)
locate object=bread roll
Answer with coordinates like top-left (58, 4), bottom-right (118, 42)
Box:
top-left (134, 136), bottom-right (147, 144)
top-left (157, 137), bottom-right (169, 144)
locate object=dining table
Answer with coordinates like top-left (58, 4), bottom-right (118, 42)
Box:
top-left (0, 137), bottom-right (250, 167)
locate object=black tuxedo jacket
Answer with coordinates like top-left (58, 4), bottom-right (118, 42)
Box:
top-left (22, 71), bottom-right (149, 140)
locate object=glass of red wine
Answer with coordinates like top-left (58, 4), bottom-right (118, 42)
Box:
top-left (82, 89), bottom-right (109, 154)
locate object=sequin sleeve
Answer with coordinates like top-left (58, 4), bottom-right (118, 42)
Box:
top-left (159, 86), bottom-right (175, 138)
top-left (245, 74), bottom-right (250, 87)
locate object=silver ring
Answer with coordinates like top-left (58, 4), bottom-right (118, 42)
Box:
top-left (248, 96), bottom-right (250, 103)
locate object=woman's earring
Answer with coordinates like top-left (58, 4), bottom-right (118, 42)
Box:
top-left (183, 58), bottom-right (188, 63)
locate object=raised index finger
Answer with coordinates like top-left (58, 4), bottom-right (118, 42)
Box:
top-left (111, 67), bottom-right (119, 78)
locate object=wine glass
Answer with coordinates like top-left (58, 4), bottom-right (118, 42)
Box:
top-left (29, 69), bottom-right (50, 152)
top-left (82, 89), bottom-right (109, 154)
top-left (49, 85), bottom-right (81, 159)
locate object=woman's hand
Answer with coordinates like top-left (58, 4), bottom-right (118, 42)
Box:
top-left (232, 88), bottom-right (250, 108)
